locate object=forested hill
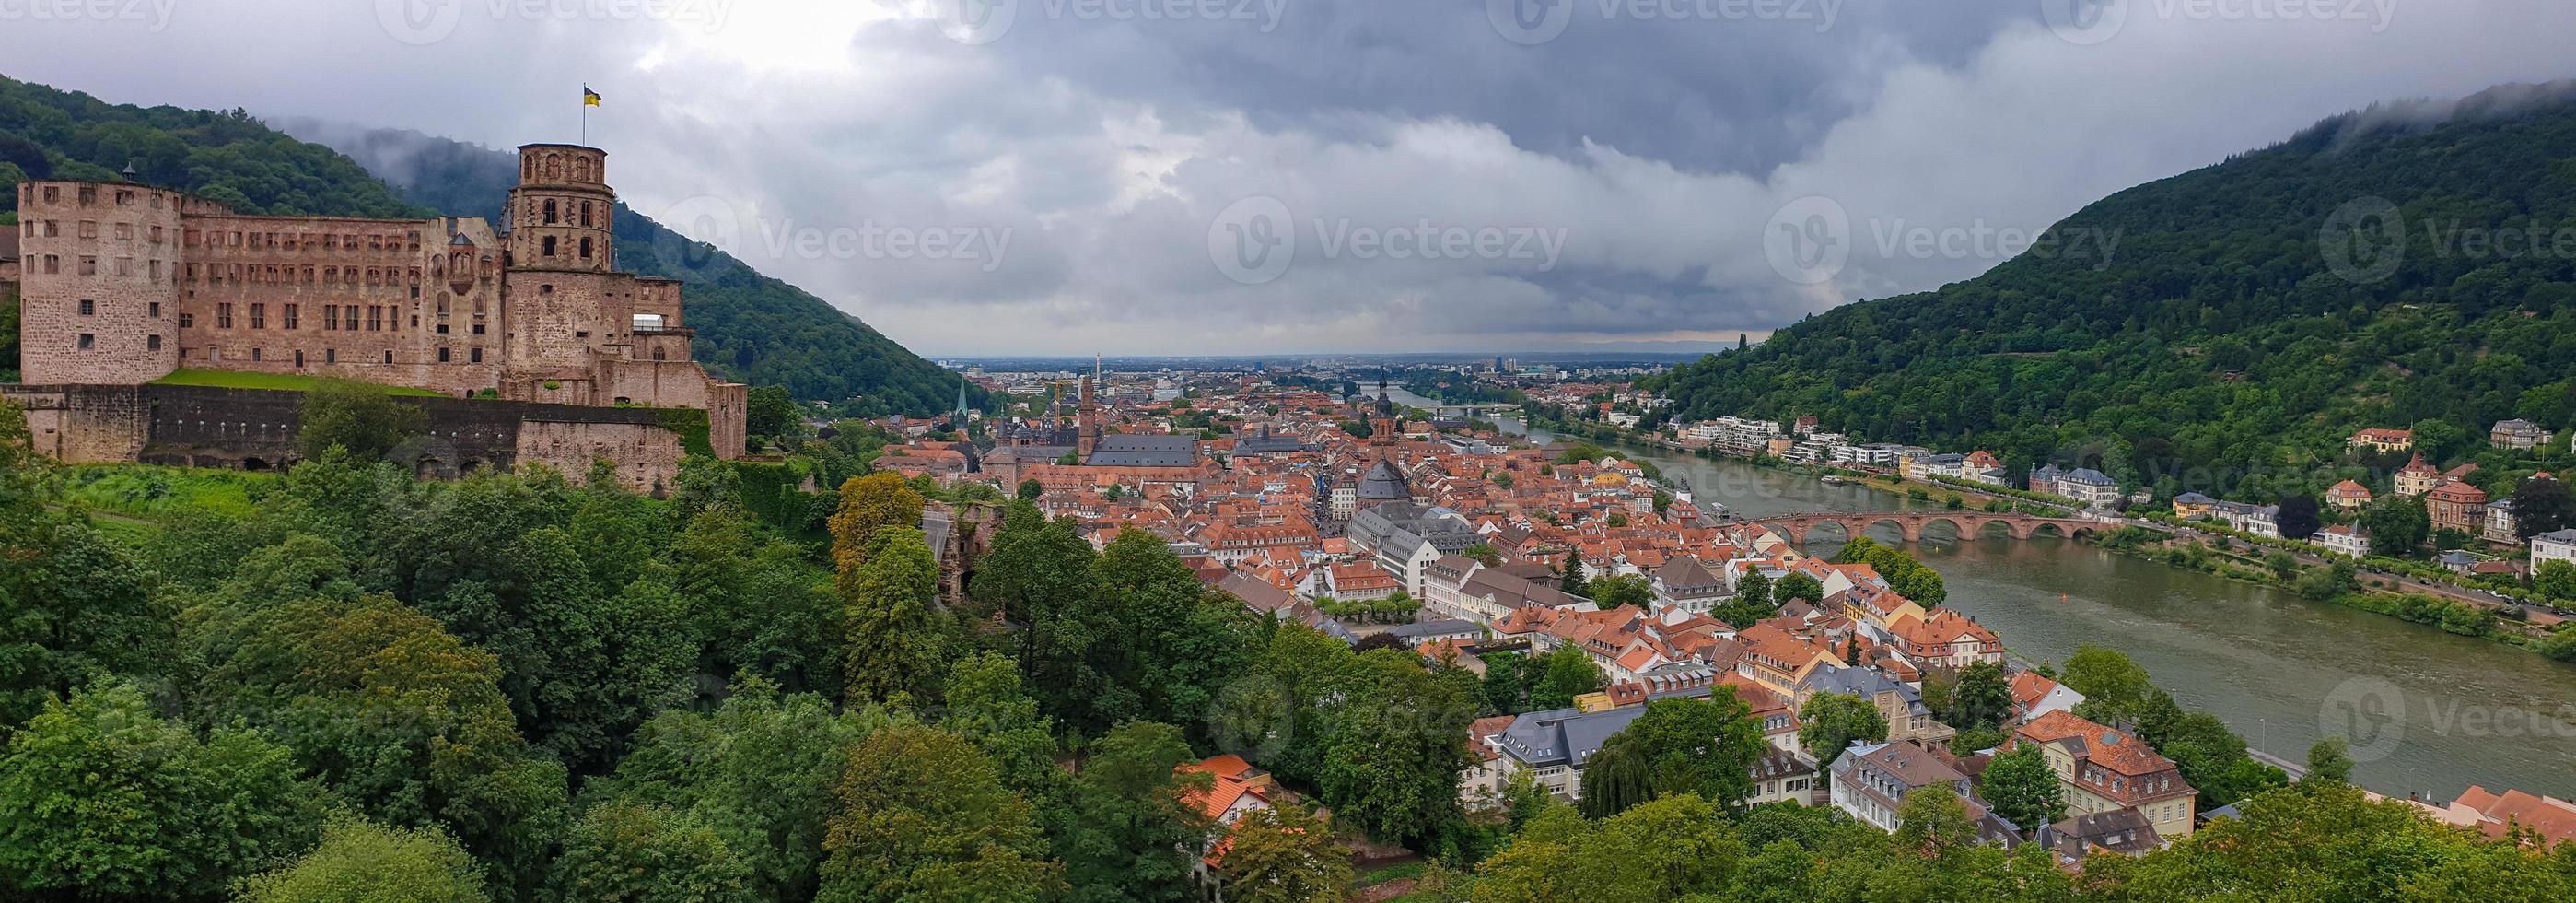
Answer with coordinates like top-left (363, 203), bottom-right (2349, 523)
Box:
top-left (0, 75), bottom-right (973, 416)
top-left (1647, 79), bottom-right (2576, 498)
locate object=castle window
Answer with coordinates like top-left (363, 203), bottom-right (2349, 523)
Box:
top-left (42, 255), bottom-right (58, 274)
top-left (294, 351), bottom-right (304, 368)
top-left (579, 237), bottom-right (591, 258)
top-left (148, 260), bottom-right (161, 280)
top-left (42, 186), bottom-right (58, 203)
top-left (343, 307), bottom-right (357, 331)
top-left (79, 220), bottom-right (96, 238)
top-left (217, 303), bottom-right (233, 329)
top-left (544, 199), bottom-right (558, 224)
top-left (148, 302), bottom-right (160, 318)
top-left (322, 305), bottom-right (338, 331)
top-left (542, 236), bottom-right (557, 256)
top-left (78, 256), bottom-right (96, 276)
top-left (580, 201), bottom-right (591, 226)
top-left (78, 334), bottom-right (94, 349)
top-left (473, 298), bottom-right (484, 315)
top-left (540, 284), bottom-right (554, 294)
top-left (148, 335), bottom-right (161, 351)
top-left (283, 304), bottom-right (297, 329)
top-left (115, 190), bottom-right (133, 205)
top-left (368, 306), bottom-right (383, 331)
top-left (179, 313), bottom-right (192, 328)
top-left (251, 348), bottom-right (262, 362)
top-left (437, 293), bottom-right (450, 316)
top-left (326, 349), bottom-right (336, 364)
top-left (472, 323), bottom-right (485, 334)
top-left (384, 351), bottom-right (393, 365)
top-left (470, 347), bottom-right (483, 363)
top-left (250, 304), bottom-right (265, 329)
top-left (438, 347), bottom-right (451, 363)
top-left (76, 186), bottom-right (93, 205)
top-left (149, 226), bottom-right (161, 242)
top-left (78, 299), bottom-right (93, 316)
top-left (437, 323), bottom-right (449, 335)
top-left (115, 222), bottom-right (131, 240)
top-left (114, 258), bottom-right (132, 276)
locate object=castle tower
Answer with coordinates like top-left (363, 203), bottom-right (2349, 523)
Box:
top-left (505, 144), bottom-right (615, 274)
top-left (14, 181), bottom-right (185, 383)
top-left (501, 144), bottom-right (624, 398)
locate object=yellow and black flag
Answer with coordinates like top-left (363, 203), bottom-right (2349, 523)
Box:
top-left (583, 86), bottom-right (602, 107)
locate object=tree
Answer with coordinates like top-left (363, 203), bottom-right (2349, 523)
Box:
top-left (191, 592), bottom-right (567, 897)
top-left (0, 680), bottom-right (332, 900)
top-left (2361, 496), bottom-right (2430, 557)
top-left (1558, 554), bottom-right (1589, 596)
top-left (1590, 572), bottom-right (1655, 609)
top-left (545, 802), bottom-right (754, 903)
top-left (1796, 692), bottom-right (1888, 770)
top-left (1460, 543), bottom-right (1504, 567)
top-left (2305, 737), bottom-right (2355, 785)
top-left (2277, 494), bottom-right (2323, 540)
top-left (1894, 782), bottom-right (1978, 854)
top-left (840, 525), bottom-right (945, 704)
top-left (0, 510), bottom-right (169, 728)
top-left (1949, 662), bottom-right (2014, 731)
top-left (2513, 476), bottom-right (2576, 540)
top-left (297, 378), bottom-right (427, 461)
top-left (1217, 803), bottom-right (1350, 903)
top-left (1526, 645), bottom-right (1604, 710)
top-left (1017, 478), bottom-right (1043, 500)
top-left (236, 820), bottom-right (489, 903)
top-left (590, 680), bottom-right (876, 902)
top-left (1736, 570), bottom-right (1772, 609)
top-left (1979, 745), bottom-right (2066, 838)
top-left (745, 384), bottom-right (807, 451)
top-left (2536, 559), bottom-right (2576, 602)
top-left (1317, 653), bottom-right (1477, 846)
top-left (2060, 644), bottom-right (2152, 721)
top-left (1579, 693), bottom-right (1768, 818)
top-left (827, 473), bottom-right (927, 583)
top-left (1047, 721), bottom-right (1212, 903)
top-left (820, 724), bottom-right (1060, 903)
top-left (1773, 571), bottom-right (1824, 606)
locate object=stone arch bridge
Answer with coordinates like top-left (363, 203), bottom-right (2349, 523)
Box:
top-left (1741, 510), bottom-right (2103, 545)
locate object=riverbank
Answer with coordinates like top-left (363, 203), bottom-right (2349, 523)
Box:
top-left (1523, 415), bottom-right (2576, 661)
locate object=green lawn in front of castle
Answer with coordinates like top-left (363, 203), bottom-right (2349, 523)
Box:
top-left (152, 369), bottom-right (447, 396)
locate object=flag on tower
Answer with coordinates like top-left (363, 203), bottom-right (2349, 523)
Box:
top-left (583, 86), bottom-right (602, 107)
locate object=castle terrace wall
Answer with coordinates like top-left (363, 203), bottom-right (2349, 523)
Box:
top-left (5, 383), bottom-right (692, 489)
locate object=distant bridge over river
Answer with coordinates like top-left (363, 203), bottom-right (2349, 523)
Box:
top-left (1738, 511), bottom-right (2104, 545)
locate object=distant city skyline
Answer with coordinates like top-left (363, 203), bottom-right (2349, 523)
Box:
top-left (5, 1), bottom-right (2570, 354)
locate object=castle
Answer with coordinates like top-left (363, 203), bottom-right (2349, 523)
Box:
top-left (5, 144), bottom-right (747, 487)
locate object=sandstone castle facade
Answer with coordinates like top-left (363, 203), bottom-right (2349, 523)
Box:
top-left (6, 144), bottom-right (747, 487)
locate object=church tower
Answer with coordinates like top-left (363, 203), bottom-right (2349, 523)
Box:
top-left (1077, 355), bottom-right (1101, 459)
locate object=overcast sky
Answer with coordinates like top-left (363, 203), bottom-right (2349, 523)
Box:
top-left (6, 1), bottom-right (2570, 355)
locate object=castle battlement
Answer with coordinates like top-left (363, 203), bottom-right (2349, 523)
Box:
top-left (9, 143), bottom-right (746, 466)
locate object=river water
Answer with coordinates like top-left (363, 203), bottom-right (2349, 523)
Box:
top-left (1399, 389), bottom-right (2576, 799)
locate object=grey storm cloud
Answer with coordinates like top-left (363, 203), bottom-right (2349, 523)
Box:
top-left (3, 0), bottom-right (2571, 354)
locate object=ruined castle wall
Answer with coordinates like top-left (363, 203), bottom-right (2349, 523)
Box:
top-left (15, 182), bottom-right (184, 383)
top-left (1, 384), bottom-right (148, 463)
top-left (176, 214), bottom-right (505, 395)
top-left (515, 417), bottom-right (685, 494)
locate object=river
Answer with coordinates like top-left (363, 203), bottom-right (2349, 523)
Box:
top-left (1392, 388), bottom-right (2576, 799)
